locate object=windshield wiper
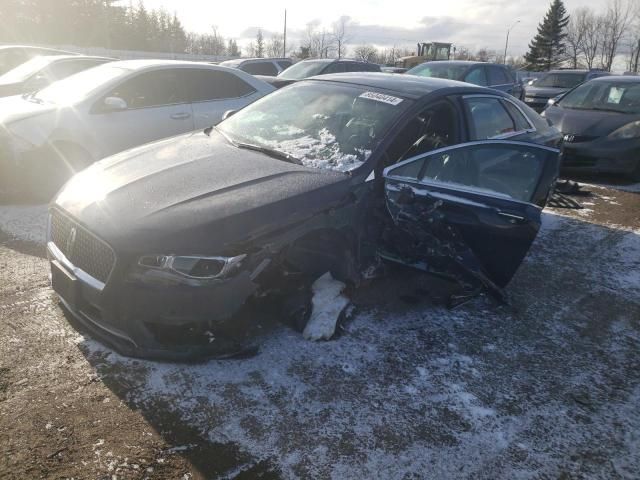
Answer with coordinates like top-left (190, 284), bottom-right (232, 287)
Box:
top-left (590, 107), bottom-right (625, 113)
top-left (234, 142), bottom-right (302, 165)
top-left (21, 91), bottom-right (43, 103)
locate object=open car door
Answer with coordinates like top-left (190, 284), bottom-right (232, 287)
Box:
top-left (382, 140), bottom-right (559, 299)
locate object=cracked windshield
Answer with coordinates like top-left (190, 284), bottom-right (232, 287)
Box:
top-left (219, 83), bottom-right (410, 172)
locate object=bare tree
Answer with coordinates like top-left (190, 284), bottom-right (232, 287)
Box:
top-left (599, 0), bottom-right (633, 70)
top-left (352, 44), bottom-right (378, 62)
top-left (266, 33), bottom-right (284, 57)
top-left (332, 16), bottom-right (351, 59)
top-left (625, 0), bottom-right (640, 71)
top-left (476, 47), bottom-right (497, 63)
top-left (581, 9), bottom-right (603, 69)
top-left (566, 8), bottom-right (590, 68)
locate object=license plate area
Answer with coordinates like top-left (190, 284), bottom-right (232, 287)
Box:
top-left (51, 260), bottom-right (79, 309)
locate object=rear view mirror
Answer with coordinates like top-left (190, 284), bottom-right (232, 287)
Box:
top-left (528, 79), bottom-right (535, 86)
top-left (103, 96), bottom-right (128, 111)
top-left (222, 109), bottom-right (237, 121)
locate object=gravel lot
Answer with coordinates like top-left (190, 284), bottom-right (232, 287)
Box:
top-left (0, 179), bottom-right (639, 479)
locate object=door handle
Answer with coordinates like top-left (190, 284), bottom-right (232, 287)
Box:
top-left (170, 112), bottom-right (191, 120)
top-left (497, 211), bottom-right (526, 222)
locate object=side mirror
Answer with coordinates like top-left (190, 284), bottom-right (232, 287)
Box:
top-left (528, 79), bottom-right (536, 86)
top-left (547, 95), bottom-right (563, 107)
top-left (222, 109), bottom-right (237, 121)
top-left (103, 96), bottom-right (128, 111)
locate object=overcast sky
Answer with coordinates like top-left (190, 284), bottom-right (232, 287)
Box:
top-left (143, 0), bottom-right (611, 56)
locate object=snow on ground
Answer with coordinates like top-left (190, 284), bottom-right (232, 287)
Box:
top-left (0, 204), bottom-right (48, 244)
top-left (0, 192), bottom-right (638, 478)
top-left (583, 182), bottom-right (640, 194)
top-left (71, 209), bottom-right (640, 479)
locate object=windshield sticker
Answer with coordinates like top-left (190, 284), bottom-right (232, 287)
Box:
top-left (607, 87), bottom-right (624, 104)
top-left (359, 91), bottom-right (404, 106)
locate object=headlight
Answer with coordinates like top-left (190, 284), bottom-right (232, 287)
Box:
top-left (138, 254), bottom-right (246, 279)
top-left (608, 121), bottom-right (640, 140)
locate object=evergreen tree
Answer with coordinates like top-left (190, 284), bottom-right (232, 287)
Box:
top-left (255, 29), bottom-right (264, 58)
top-left (227, 39), bottom-right (241, 57)
top-left (524, 0), bottom-right (570, 71)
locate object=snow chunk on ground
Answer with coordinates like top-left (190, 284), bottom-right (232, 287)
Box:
top-left (303, 272), bottom-right (350, 341)
top-left (0, 204), bottom-right (48, 244)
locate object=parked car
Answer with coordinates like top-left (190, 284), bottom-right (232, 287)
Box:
top-left (406, 61), bottom-right (523, 99)
top-left (0, 55), bottom-right (113, 98)
top-left (523, 69), bottom-right (610, 111)
top-left (48, 73), bottom-right (560, 359)
top-left (381, 66), bottom-right (407, 73)
top-left (218, 57), bottom-right (292, 76)
top-left (261, 58), bottom-right (382, 88)
top-left (0, 60), bottom-right (275, 198)
top-left (543, 76), bottom-right (640, 180)
top-left (0, 45), bottom-right (77, 75)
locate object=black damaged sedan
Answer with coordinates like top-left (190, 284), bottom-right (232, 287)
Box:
top-left (48, 73), bottom-right (561, 359)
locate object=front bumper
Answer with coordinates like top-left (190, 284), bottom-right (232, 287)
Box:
top-left (47, 240), bottom-right (264, 361)
top-left (560, 138), bottom-right (640, 176)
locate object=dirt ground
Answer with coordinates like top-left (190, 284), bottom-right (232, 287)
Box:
top-left (0, 177), bottom-right (639, 479)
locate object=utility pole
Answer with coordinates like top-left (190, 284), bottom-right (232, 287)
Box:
top-left (503, 20), bottom-right (520, 64)
top-left (283, 9), bottom-right (287, 58)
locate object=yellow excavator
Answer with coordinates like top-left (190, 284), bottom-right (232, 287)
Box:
top-left (396, 42), bottom-right (453, 70)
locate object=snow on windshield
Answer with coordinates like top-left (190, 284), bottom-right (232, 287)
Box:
top-left (220, 83), bottom-right (408, 173)
top-left (256, 126), bottom-right (371, 172)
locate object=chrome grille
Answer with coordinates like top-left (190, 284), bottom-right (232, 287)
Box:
top-left (50, 210), bottom-right (116, 283)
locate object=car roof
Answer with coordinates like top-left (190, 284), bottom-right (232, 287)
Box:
top-left (589, 75), bottom-right (640, 83)
top-left (419, 60), bottom-right (483, 66)
top-left (40, 54), bottom-right (113, 62)
top-left (307, 72), bottom-right (491, 99)
top-left (104, 59), bottom-right (224, 70)
top-left (547, 69), bottom-right (591, 74)
top-left (0, 45), bottom-right (73, 53)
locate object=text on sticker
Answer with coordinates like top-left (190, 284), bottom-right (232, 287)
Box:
top-left (359, 91), bottom-right (404, 106)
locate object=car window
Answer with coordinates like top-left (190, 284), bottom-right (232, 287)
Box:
top-left (385, 100), bottom-right (458, 164)
top-left (464, 67), bottom-right (488, 86)
top-left (466, 97), bottom-right (516, 139)
top-left (487, 66), bottom-right (510, 85)
top-left (106, 69), bottom-right (187, 109)
top-left (278, 60), bottom-right (332, 80)
top-left (324, 62), bottom-right (347, 74)
top-left (387, 143), bottom-right (547, 202)
top-left (277, 60), bottom-right (292, 70)
top-left (363, 63), bottom-right (381, 72)
top-left (559, 80), bottom-right (640, 114)
top-left (535, 72), bottom-right (585, 88)
top-left (502, 101), bottom-right (532, 131)
top-left (185, 68), bottom-right (256, 102)
top-left (45, 60), bottom-right (103, 80)
top-left (242, 62), bottom-right (278, 76)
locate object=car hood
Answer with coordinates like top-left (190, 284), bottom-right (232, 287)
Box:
top-left (0, 94), bottom-right (56, 125)
top-left (54, 130), bottom-right (352, 254)
top-left (525, 86), bottom-right (569, 98)
top-left (544, 106), bottom-right (640, 137)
